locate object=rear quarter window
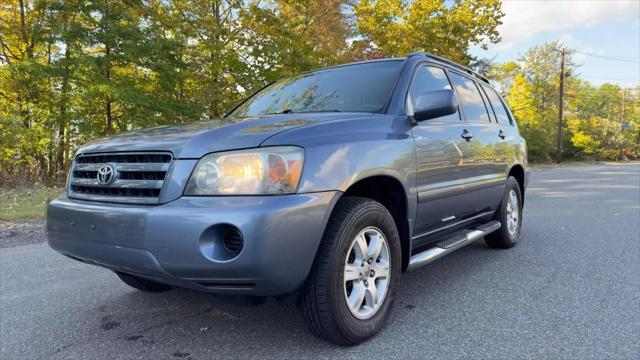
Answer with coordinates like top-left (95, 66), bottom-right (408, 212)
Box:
top-left (483, 85), bottom-right (513, 125)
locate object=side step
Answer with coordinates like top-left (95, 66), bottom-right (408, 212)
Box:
top-left (406, 220), bottom-right (501, 272)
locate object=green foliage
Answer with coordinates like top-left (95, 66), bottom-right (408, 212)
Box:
top-left (353, 0), bottom-right (503, 64)
top-left (1, 0), bottom-right (507, 186)
top-left (492, 42), bottom-right (640, 162)
top-left (4, 1), bottom-right (635, 188)
top-left (0, 0), bottom-right (348, 185)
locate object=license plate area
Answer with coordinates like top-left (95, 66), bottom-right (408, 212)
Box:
top-left (48, 201), bottom-right (148, 249)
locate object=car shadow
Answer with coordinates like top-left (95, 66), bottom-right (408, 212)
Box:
top-left (85, 238), bottom-right (505, 356)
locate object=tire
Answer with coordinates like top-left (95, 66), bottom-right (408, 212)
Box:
top-left (485, 176), bottom-right (523, 249)
top-left (299, 196), bottom-right (402, 346)
top-left (115, 272), bottom-right (173, 292)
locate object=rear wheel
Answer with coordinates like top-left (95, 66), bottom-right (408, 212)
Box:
top-left (299, 196), bottom-right (401, 346)
top-left (115, 272), bottom-right (173, 292)
top-left (485, 176), bottom-right (523, 249)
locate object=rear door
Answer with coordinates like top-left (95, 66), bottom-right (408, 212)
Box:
top-left (447, 71), bottom-right (505, 214)
top-left (408, 64), bottom-right (475, 241)
top-left (481, 83), bottom-right (520, 171)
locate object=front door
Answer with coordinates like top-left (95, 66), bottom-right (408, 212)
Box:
top-left (409, 64), bottom-right (474, 244)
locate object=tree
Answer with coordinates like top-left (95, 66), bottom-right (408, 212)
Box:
top-left (6, 2), bottom-right (636, 186)
top-left (0, 0), bottom-right (54, 182)
top-left (505, 73), bottom-right (555, 161)
top-left (488, 41), bottom-right (580, 161)
top-left (490, 41), bottom-right (639, 162)
top-left (353, 0), bottom-right (503, 64)
top-left (243, 0), bottom-right (351, 82)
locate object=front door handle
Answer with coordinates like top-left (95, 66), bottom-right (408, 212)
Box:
top-left (498, 130), bottom-right (506, 139)
top-left (461, 129), bottom-right (473, 140)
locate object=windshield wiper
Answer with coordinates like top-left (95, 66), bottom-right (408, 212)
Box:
top-left (261, 109), bottom-right (343, 115)
top-left (293, 109), bottom-right (343, 113)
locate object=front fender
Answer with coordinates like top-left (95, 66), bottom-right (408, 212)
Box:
top-left (262, 114), bottom-right (417, 222)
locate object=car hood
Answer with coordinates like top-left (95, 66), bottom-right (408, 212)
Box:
top-left (76, 113), bottom-right (371, 159)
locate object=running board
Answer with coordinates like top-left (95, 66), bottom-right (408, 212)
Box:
top-left (406, 220), bottom-right (501, 272)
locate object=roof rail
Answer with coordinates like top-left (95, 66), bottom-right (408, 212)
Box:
top-left (408, 52), bottom-right (489, 84)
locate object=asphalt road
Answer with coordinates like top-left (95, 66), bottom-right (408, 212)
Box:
top-left (1, 163), bottom-right (639, 359)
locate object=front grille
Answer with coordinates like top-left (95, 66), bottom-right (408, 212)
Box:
top-left (68, 152), bottom-right (172, 204)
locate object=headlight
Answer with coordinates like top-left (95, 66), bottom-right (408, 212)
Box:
top-left (184, 146), bottom-right (304, 195)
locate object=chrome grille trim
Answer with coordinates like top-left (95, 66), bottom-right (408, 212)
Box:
top-left (74, 163), bottom-right (171, 172)
top-left (68, 152), bottom-right (173, 205)
top-left (70, 178), bottom-right (164, 189)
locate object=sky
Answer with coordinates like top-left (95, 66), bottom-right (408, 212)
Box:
top-left (470, 0), bottom-right (640, 88)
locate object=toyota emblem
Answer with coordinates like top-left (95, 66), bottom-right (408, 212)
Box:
top-left (97, 164), bottom-right (116, 185)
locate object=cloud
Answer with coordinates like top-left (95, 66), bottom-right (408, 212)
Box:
top-left (497, 0), bottom-right (640, 49)
top-left (555, 32), bottom-right (605, 63)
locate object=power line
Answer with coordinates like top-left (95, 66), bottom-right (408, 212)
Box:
top-left (509, 95), bottom-right (558, 112)
top-left (579, 88), bottom-right (640, 92)
top-left (581, 74), bottom-right (640, 82)
top-left (562, 89), bottom-right (640, 97)
top-left (510, 95), bottom-right (640, 111)
top-left (574, 51), bottom-right (640, 63)
top-left (565, 94), bottom-right (640, 103)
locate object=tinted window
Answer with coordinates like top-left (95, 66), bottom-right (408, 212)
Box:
top-left (479, 86), bottom-right (497, 123)
top-left (408, 65), bottom-right (459, 121)
top-left (483, 85), bottom-right (512, 125)
top-left (230, 61), bottom-right (403, 116)
top-left (449, 72), bottom-right (491, 123)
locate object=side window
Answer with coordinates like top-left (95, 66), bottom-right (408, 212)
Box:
top-left (479, 85), bottom-right (497, 123)
top-left (483, 85), bottom-right (513, 125)
top-left (449, 72), bottom-right (491, 123)
top-left (408, 65), bottom-right (459, 121)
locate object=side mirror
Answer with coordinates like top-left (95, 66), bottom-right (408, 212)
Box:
top-left (413, 89), bottom-right (459, 121)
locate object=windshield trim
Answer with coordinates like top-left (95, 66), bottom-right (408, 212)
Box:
top-left (225, 59), bottom-right (406, 118)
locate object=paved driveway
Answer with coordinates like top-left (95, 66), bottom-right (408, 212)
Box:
top-left (1, 163), bottom-right (639, 359)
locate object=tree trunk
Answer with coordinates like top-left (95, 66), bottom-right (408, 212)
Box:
top-left (105, 44), bottom-right (112, 133)
top-left (106, 101), bottom-right (112, 133)
top-left (208, 0), bottom-right (222, 120)
top-left (57, 44), bottom-right (71, 172)
top-left (18, 0), bottom-right (33, 59)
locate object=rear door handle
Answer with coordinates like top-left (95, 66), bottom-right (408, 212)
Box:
top-left (498, 130), bottom-right (506, 139)
top-left (461, 129), bottom-right (473, 140)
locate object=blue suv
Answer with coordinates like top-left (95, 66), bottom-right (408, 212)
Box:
top-left (47, 52), bottom-right (528, 345)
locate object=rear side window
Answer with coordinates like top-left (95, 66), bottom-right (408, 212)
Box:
top-left (408, 65), bottom-right (459, 121)
top-left (478, 86), bottom-right (497, 123)
top-left (448, 72), bottom-right (491, 123)
top-left (483, 85), bottom-right (513, 125)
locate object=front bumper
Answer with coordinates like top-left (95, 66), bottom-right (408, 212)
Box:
top-left (47, 192), bottom-right (339, 296)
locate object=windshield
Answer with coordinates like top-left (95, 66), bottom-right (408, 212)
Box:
top-left (229, 60), bottom-right (403, 117)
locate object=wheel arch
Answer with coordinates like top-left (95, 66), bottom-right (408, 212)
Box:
top-left (340, 175), bottom-right (412, 272)
top-left (508, 164), bottom-right (526, 203)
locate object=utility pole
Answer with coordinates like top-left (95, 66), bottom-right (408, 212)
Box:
top-left (555, 48), bottom-right (565, 164)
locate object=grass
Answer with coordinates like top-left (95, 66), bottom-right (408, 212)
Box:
top-left (0, 187), bottom-right (63, 221)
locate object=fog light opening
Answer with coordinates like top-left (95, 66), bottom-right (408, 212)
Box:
top-left (222, 226), bottom-right (244, 256)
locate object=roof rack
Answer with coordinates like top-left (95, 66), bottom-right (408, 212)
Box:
top-left (408, 52), bottom-right (489, 84)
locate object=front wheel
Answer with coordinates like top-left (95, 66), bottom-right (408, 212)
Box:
top-left (299, 197), bottom-right (402, 346)
top-left (485, 176), bottom-right (523, 249)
